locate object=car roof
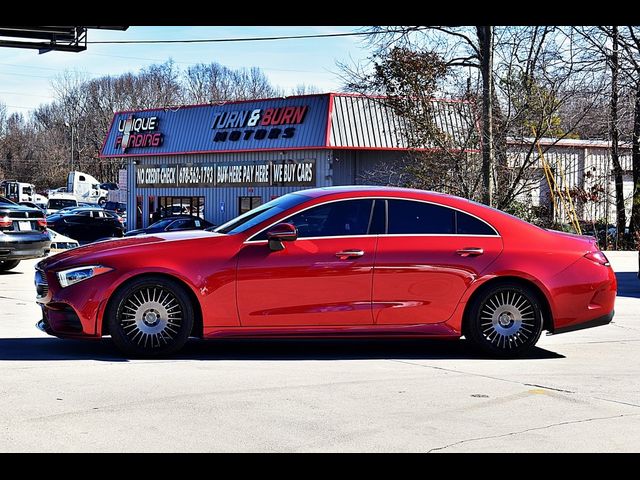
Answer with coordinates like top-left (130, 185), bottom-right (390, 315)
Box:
top-left (66, 207), bottom-right (109, 212)
top-left (296, 185), bottom-right (453, 199)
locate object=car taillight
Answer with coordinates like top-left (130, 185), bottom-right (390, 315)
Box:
top-left (37, 218), bottom-right (47, 229)
top-left (584, 251), bottom-right (610, 266)
top-left (0, 216), bottom-right (12, 228)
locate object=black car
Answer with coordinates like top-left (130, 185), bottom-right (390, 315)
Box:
top-left (46, 207), bottom-right (125, 243)
top-left (125, 215), bottom-right (213, 237)
top-left (104, 201), bottom-right (126, 215)
top-left (0, 196), bottom-right (50, 271)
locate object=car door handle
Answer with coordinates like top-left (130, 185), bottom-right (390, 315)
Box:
top-left (456, 247), bottom-right (484, 257)
top-left (335, 250), bottom-right (365, 259)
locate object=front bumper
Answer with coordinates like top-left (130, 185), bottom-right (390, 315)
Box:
top-left (36, 268), bottom-right (113, 338)
top-left (0, 233), bottom-right (50, 260)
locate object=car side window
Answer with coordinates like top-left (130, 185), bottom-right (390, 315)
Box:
top-left (169, 219), bottom-right (190, 230)
top-left (456, 211), bottom-right (496, 235)
top-left (253, 199), bottom-right (374, 240)
top-left (387, 200), bottom-right (454, 234)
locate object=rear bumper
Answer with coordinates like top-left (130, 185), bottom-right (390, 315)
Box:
top-left (547, 257), bottom-right (617, 332)
top-left (552, 310), bottom-right (614, 334)
top-left (0, 233), bottom-right (50, 260)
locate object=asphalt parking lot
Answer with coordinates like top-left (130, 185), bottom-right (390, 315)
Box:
top-left (0, 252), bottom-right (638, 452)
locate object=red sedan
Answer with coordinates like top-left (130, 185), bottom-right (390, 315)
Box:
top-left (35, 186), bottom-right (616, 357)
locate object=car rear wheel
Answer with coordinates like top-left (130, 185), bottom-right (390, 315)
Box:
top-left (107, 276), bottom-right (194, 357)
top-left (466, 283), bottom-right (544, 358)
top-left (0, 260), bottom-right (20, 272)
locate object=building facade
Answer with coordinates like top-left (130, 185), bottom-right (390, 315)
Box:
top-left (509, 138), bottom-right (634, 226)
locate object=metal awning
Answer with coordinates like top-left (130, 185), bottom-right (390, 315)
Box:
top-left (0, 26), bottom-right (128, 54)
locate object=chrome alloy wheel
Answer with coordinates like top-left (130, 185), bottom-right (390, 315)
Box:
top-left (118, 287), bottom-right (183, 349)
top-left (479, 290), bottom-right (536, 350)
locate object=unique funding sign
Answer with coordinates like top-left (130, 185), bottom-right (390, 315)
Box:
top-left (136, 160), bottom-right (316, 188)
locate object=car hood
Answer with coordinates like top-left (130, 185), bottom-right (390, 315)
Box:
top-left (38, 230), bottom-right (225, 271)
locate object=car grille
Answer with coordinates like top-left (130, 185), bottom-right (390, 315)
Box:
top-left (35, 270), bottom-right (48, 298)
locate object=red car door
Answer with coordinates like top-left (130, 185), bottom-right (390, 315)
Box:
top-left (237, 199), bottom-right (379, 327)
top-left (373, 199), bottom-right (503, 325)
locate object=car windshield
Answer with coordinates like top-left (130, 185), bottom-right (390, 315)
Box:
top-left (48, 199), bottom-right (77, 209)
top-left (214, 193), bottom-right (309, 235)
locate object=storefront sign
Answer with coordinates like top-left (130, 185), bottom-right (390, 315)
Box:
top-left (115, 115), bottom-right (163, 152)
top-left (211, 105), bottom-right (308, 144)
top-left (136, 160), bottom-right (316, 188)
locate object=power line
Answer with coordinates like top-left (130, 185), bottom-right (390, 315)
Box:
top-left (85, 52), bottom-right (329, 74)
top-left (87, 28), bottom-right (426, 45)
top-left (0, 91), bottom-right (52, 98)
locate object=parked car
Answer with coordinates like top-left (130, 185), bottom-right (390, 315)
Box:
top-left (125, 215), bottom-right (213, 237)
top-left (46, 196), bottom-right (78, 215)
top-left (46, 207), bottom-right (124, 243)
top-left (35, 186), bottom-right (617, 358)
top-left (48, 229), bottom-right (80, 250)
top-left (0, 196), bottom-right (50, 272)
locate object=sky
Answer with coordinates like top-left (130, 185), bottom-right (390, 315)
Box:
top-left (0, 26), bottom-right (373, 116)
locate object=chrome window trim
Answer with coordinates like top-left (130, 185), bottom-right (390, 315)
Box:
top-left (244, 196), bottom-right (500, 244)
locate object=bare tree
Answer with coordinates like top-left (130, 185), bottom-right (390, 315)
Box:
top-left (342, 26), bottom-right (607, 217)
top-left (183, 63), bottom-right (281, 103)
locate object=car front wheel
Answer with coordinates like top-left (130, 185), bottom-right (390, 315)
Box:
top-left (107, 276), bottom-right (194, 357)
top-left (466, 283), bottom-right (544, 358)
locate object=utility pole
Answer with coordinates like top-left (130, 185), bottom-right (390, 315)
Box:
top-left (609, 25), bottom-right (625, 248)
top-left (65, 121), bottom-right (75, 172)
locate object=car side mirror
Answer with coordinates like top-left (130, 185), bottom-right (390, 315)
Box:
top-left (267, 222), bottom-right (298, 252)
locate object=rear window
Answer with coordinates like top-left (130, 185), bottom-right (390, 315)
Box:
top-left (48, 199), bottom-right (77, 209)
top-left (455, 211), bottom-right (496, 235)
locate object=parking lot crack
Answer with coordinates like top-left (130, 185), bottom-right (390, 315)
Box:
top-left (523, 383), bottom-right (573, 393)
top-left (426, 413), bottom-right (639, 453)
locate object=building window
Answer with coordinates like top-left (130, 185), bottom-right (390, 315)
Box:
top-left (239, 196), bottom-right (262, 215)
top-left (154, 196), bottom-right (205, 223)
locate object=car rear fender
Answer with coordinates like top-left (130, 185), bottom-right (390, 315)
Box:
top-left (446, 271), bottom-right (556, 334)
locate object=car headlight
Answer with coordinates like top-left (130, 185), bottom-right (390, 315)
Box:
top-left (56, 265), bottom-right (113, 288)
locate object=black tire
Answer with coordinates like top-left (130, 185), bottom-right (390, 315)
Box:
top-left (465, 283), bottom-right (544, 358)
top-left (0, 260), bottom-right (20, 272)
top-left (106, 276), bottom-right (194, 357)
